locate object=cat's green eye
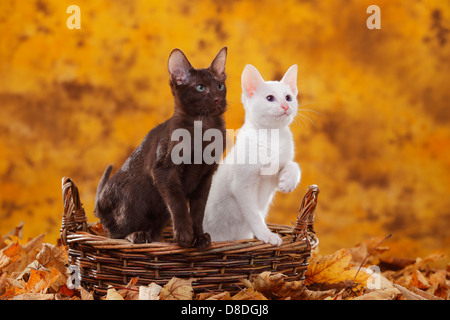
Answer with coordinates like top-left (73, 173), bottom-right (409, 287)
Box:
top-left (218, 83), bottom-right (225, 91)
top-left (196, 84), bottom-right (206, 92)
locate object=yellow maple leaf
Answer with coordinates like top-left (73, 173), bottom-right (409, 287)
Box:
top-left (305, 248), bottom-right (369, 286)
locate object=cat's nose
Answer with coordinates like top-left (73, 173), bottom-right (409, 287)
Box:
top-left (215, 98), bottom-right (222, 106)
top-left (281, 104), bottom-right (289, 111)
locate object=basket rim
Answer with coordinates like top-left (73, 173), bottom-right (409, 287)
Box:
top-left (60, 177), bottom-right (320, 254)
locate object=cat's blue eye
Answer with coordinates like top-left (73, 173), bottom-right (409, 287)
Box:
top-left (218, 83), bottom-right (224, 91)
top-left (285, 95), bottom-right (292, 102)
top-left (266, 95), bottom-right (275, 102)
top-left (196, 84), bottom-right (206, 92)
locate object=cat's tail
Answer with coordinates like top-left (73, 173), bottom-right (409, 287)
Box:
top-left (94, 165), bottom-right (113, 217)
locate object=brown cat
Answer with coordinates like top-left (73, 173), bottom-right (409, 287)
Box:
top-left (95, 47), bottom-right (227, 249)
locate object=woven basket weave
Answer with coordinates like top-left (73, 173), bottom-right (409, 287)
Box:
top-left (60, 177), bottom-right (320, 297)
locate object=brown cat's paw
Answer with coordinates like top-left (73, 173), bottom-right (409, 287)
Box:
top-left (175, 228), bottom-right (194, 248)
top-left (126, 231), bottom-right (151, 244)
top-left (194, 233), bottom-right (211, 250)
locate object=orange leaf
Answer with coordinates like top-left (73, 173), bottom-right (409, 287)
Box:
top-left (58, 284), bottom-right (77, 297)
top-left (305, 249), bottom-right (352, 285)
top-left (25, 269), bottom-right (48, 293)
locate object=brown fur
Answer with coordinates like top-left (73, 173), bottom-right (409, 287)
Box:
top-left (95, 48), bottom-right (227, 249)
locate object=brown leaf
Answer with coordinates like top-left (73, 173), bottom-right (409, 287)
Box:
top-left (231, 287), bottom-right (268, 300)
top-left (206, 292), bottom-right (231, 300)
top-left (393, 283), bottom-right (427, 300)
top-left (4, 222), bottom-right (24, 240)
top-left (379, 256), bottom-right (416, 271)
top-left (307, 279), bottom-right (358, 292)
top-left (80, 286), bottom-right (94, 300)
top-left (297, 288), bottom-right (336, 300)
top-left (9, 293), bottom-right (55, 300)
top-left (36, 243), bottom-right (68, 275)
top-left (0, 273), bottom-right (7, 296)
top-left (118, 277), bottom-right (140, 300)
top-left (106, 286), bottom-right (124, 300)
top-left (159, 277), bottom-right (194, 300)
top-left (243, 272), bottom-right (285, 299)
top-left (348, 236), bottom-right (390, 266)
top-left (353, 288), bottom-right (400, 300)
top-left (404, 284), bottom-right (444, 300)
top-left (23, 234), bottom-right (45, 265)
top-left (139, 283), bottom-right (161, 300)
top-left (242, 271), bottom-right (333, 300)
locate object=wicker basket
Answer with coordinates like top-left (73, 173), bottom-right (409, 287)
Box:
top-left (60, 177), bottom-right (320, 297)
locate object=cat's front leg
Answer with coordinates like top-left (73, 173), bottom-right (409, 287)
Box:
top-left (189, 174), bottom-right (214, 249)
top-left (153, 167), bottom-right (194, 247)
top-left (278, 161), bottom-right (301, 193)
top-left (231, 171), bottom-right (282, 246)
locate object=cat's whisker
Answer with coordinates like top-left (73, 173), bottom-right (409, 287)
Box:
top-left (297, 113), bottom-right (317, 127)
top-left (293, 114), bottom-right (309, 128)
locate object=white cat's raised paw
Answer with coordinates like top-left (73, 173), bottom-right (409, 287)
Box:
top-left (257, 231), bottom-right (282, 246)
top-left (278, 162), bottom-right (300, 193)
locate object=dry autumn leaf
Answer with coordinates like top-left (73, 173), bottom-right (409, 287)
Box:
top-left (79, 286), bottom-right (94, 300)
top-left (139, 282), bottom-right (162, 300)
top-left (231, 288), bottom-right (268, 300)
top-left (205, 292), bottom-right (231, 300)
top-left (106, 286), bottom-right (124, 300)
top-left (242, 271), bottom-right (335, 300)
top-left (159, 277), bottom-right (194, 300)
top-left (305, 248), bottom-right (370, 287)
top-left (36, 243), bottom-right (68, 275)
top-left (353, 288), bottom-right (400, 300)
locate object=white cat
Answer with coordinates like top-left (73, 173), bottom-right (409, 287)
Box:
top-left (203, 64), bottom-right (301, 246)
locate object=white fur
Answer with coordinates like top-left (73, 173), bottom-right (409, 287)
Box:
top-left (203, 64), bottom-right (301, 246)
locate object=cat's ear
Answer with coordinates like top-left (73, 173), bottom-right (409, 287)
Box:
top-left (281, 65), bottom-right (298, 96)
top-left (168, 49), bottom-right (194, 85)
top-left (209, 47), bottom-right (227, 78)
top-left (241, 64), bottom-right (265, 98)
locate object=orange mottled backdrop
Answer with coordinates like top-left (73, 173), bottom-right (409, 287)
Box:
top-left (1, 0), bottom-right (449, 261)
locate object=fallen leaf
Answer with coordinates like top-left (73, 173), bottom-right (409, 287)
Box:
top-left (25, 269), bottom-right (48, 293)
top-left (9, 293), bottom-right (54, 300)
top-left (106, 286), bottom-right (124, 300)
top-left (393, 283), bottom-right (427, 300)
top-left (242, 272), bottom-right (285, 299)
top-left (36, 243), bottom-right (68, 275)
top-left (305, 249), bottom-right (370, 287)
top-left (139, 282), bottom-right (161, 300)
top-left (45, 268), bottom-right (67, 293)
top-left (353, 288), bottom-right (400, 300)
top-left (4, 222), bottom-right (24, 241)
top-left (159, 277), bottom-right (194, 300)
top-left (297, 288), bottom-right (336, 300)
top-left (0, 242), bottom-right (28, 274)
top-left (206, 292), bottom-right (231, 300)
top-left (307, 279), bottom-right (358, 292)
top-left (348, 236), bottom-right (390, 266)
top-left (231, 287), bottom-right (268, 300)
top-left (379, 256), bottom-right (416, 271)
top-left (397, 284), bottom-right (444, 301)
top-left (58, 284), bottom-right (78, 298)
top-left (80, 286), bottom-right (94, 300)
top-left (118, 277), bottom-right (140, 300)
